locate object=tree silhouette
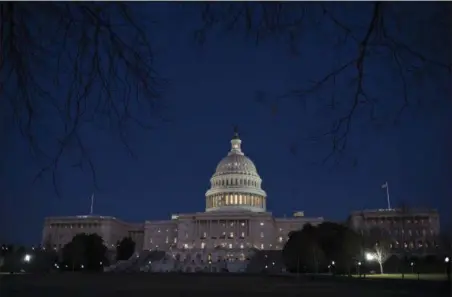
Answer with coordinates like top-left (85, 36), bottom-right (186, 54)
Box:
top-left (1, 2), bottom-right (166, 195)
top-left (283, 222), bottom-right (361, 274)
top-left (2, 2), bottom-right (450, 192)
top-left (283, 224), bottom-right (324, 273)
top-left (116, 236), bottom-right (136, 261)
top-left (62, 233), bottom-right (107, 271)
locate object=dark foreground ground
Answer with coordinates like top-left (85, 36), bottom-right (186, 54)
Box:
top-left (0, 273), bottom-right (450, 297)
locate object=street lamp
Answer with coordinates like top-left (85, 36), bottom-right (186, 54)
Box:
top-left (365, 253), bottom-right (375, 261)
top-left (445, 257), bottom-right (451, 280)
top-left (357, 261), bottom-right (362, 276)
top-left (23, 254), bottom-right (31, 262)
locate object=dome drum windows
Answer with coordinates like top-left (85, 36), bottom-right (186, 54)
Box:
top-left (207, 193), bottom-right (265, 209)
top-left (214, 177), bottom-right (260, 188)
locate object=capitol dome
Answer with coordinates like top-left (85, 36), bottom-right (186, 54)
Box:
top-left (205, 130), bottom-right (267, 212)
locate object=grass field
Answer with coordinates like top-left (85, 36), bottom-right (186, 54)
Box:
top-left (0, 273), bottom-right (448, 297)
top-left (353, 273), bottom-right (447, 281)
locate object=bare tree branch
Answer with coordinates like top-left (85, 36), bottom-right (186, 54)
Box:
top-left (0, 3), bottom-right (166, 195)
top-left (193, 2), bottom-right (451, 164)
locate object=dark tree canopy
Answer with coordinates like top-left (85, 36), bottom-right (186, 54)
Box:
top-left (116, 236), bottom-right (136, 261)
top-left (62, 233), bottom-right (107, 271)
top-left (316, 222), bottom-right (361, 269)
top-left (283, 224), bottom-right (325, 273)
top-left (282, 222), bottom-right (361, 273)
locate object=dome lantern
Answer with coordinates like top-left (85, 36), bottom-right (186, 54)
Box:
top-left (229, 126), bottom-right (243, 156)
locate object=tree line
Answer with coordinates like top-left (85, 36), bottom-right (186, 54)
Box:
top-left (2, 224), bottom-right (449, 274)
top-left (282, 222), bottom-right (450, 275)
top-left (0, 235), bottom-right (136, 272)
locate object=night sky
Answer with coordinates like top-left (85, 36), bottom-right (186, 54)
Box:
top-left (1, 3), bottom-right (451, 246)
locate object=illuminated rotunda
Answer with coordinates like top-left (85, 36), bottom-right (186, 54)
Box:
top-left (206, 130), bottom-right (267, 212)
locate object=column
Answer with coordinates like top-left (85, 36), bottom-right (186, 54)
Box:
top-left (208, 220), bottom-right (211, 248)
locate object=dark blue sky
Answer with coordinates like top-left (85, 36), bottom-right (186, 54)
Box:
top-left (1, 3), bottom-right (451, 245)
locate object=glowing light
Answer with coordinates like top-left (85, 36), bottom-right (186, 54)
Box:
top-left (445, 257), bottom-right (450, 263)
top-left (365, 253), bottom-right (375, 261)
top-left (23, 254), bottom-right (31, 262)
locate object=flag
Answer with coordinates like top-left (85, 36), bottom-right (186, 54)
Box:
top-left (381, 182), bottom-right (388, 189)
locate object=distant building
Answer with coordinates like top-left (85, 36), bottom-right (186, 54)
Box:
top-left (347, 208), bottom-right (441, 255)
top-left (41, 215), bottom-right (143, 252)
top-left (42, 130), bottom-right (323, 261)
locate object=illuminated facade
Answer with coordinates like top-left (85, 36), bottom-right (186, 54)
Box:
top-left (41, 215), bottom-right (144, 251)
top-left (42, 131), bottom-right (324, 257)
top-left (347, 208), bottom-right (441, 255)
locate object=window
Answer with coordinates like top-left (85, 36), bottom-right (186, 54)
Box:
top-left (260, 244), bottom-right (264, 249)
top-left (201, 242), bottom-right (205, 249)
top-left (228, 243), bottom-right (232, 249)
top-left (278, 236), bottom-right (283, 242)
top-left (260, 222), bottom-right (264, 226)
top-left (260, 232), bottom-right (264, 238)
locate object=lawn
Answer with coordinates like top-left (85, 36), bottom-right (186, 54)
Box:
top-left (0, 273), bottom-right (447, 297)
top-left (353, 273), bottom-right (447, 281)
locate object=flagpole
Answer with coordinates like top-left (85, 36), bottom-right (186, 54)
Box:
top-left (384, 182), bottom-right (391, 210)
top-left (90, 193), bottom-right (94, 215)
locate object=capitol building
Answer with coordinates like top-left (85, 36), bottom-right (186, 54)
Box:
top-left (42, 130), bottom-right (324, 271)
